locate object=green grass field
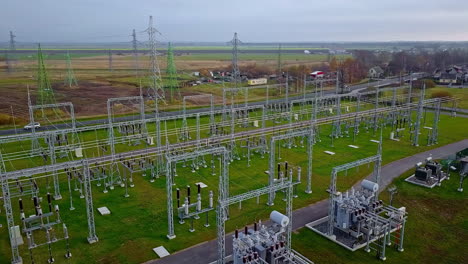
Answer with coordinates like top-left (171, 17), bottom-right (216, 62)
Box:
top-left (0, 112), bottom-right (466, 264)
top-left (292, 167), bottom-right (468, 264)
top-left (427, 87), bottom-right (468, 110)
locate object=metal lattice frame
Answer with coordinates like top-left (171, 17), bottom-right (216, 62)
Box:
top-left (268, 127), bottom-right (314, 205)
top-left (1, 152), bottom-right (22, 264)
top-left (412, 85), bottom-right (425, 146)
top-left (82, 160), bottom-right (98, 243)
top-left (4, 97), bottom-right (447, 181)
top-left (165, 147), bottom-right (230, 239)
top-left (427, 98), bottom-right (441, 146)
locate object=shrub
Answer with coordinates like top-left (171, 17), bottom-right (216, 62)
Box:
top-left (424, 79), bottom-right (436, 88)
top-left (431, 90), bottom-right (452, 99)
top-left (0, 113), bottom-right (12, 125)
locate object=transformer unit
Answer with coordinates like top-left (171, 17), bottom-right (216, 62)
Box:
top-left (232, 211), bottom-right (308, 264)
top-left (415, 167), bottom-right (432, 181)
top-left (408, 157), bottom-right (447, 187)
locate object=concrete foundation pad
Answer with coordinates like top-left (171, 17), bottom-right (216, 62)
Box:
top-left (404, 174), bottom-right (447, 188)
top-left (348, 145), bottom-right (359, 149)
top-left (370, 139), bottom-right (380, 143)
top-left (324, 151), bottom-right (335, 155)
top-left (153, 246), bottom-right (170, 258)
top-left (97, 207), bottom-right (111, 215)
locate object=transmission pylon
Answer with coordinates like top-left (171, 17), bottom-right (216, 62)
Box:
top-left (277, 43), bottom-right (282, 76)
top-left (145, 15), bottom-right (165, 101)
top-left (230, 32), bottom-right (241, 88)
top-left (9, 31), bottom-right (16, 51)
top-left (108, 49), bottom-right (113, 72)
top-left (37, 44), bottom-right (56, 105)
top-left (131, 29), bottom-right (139, 78)
top-left (64, 52), bottom-right (78, 87)
top-left (166, 42), bottom-right (179, 102)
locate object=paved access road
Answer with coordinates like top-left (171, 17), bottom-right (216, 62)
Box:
top-left (148, 139), bottom-right (468, 264)
top-left (0, 73), bottom-right (425, 137)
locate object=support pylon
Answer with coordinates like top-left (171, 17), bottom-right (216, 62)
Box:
top-left (37, 44), bottom-right (56, 105)
top-left (145, 15), bottom-right (165, 101)
top-left (64, 52), bottom-right (78, 87)
top-left (166, 42), bottom-right (179, 102)
top-left (230, 32), bottom-right (241, 88)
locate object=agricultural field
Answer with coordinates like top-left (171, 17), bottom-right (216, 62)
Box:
top-left (0, 47), bottom-right (347, 124)
top-left (293, 167), bottom-right (468, 264)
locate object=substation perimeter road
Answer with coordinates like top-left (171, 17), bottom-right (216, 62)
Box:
top-left (0, 73), bottom-right (425, 136)
top-left (148, 139), bottom-right (468, 264)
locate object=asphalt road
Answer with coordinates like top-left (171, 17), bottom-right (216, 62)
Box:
top-left (148, 139), bottom-right (468, 264)
top-left (0, 73), bottom-right (425, 137)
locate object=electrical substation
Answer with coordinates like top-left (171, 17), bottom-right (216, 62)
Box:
top-left (0, 16), bottom-right (464, 264)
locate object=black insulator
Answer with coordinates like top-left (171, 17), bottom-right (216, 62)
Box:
top-left (276, 243), bottom-right (279, 250)
top-left (47, 193), bottom-right (52, 204)
top-left (19, 199), bottom-right (23, 210)
top-left (235, 229), bottom-right (239, 238)
top-left (198, 184), bottom-right (201, 194)
top-left (285, 161), bottom-right (288, 175)
top-left (33, 196), bottom-right (38, 207)
top-left (244, 226), bottom-right (248, 235)
top-left (254, 252), bottom-right (258, 259)
top-left (248, 255), bottom-right (252, 261)
top-left (270, 246), bottom-right (274, 252)
top-left (35, 207), bottom-right (39, 216)
top-left (49, 203), bottom-right (53, 213)
top-left (280, 241), bottom-right (284, 248)
top-left (254, 222), bottom-right (257, 231)
top-left (176, 189), bottom-right (180, 207)
top-left (187, 185), bottom-right (191, 204)
top-left (243, 257), bottom-right (247, 263)
top-left (277, 163), bottom-right (281, 176)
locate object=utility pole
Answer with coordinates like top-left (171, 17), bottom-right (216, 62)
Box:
top-left (131, 29), bottom-right (139, 78)
top-left (64, 52), bottom-right (78, 87)
top-left (230, 32), bottom-right (241, 88)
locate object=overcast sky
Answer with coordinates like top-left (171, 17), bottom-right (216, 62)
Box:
top-left (1, 0), bottom-right (467, 43)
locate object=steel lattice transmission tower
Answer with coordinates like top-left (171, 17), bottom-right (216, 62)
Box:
top-left (230, 32), bottom-right (241, 88)
top-left (131, 29), bottom-right (139, 77)
top-left (6, 31), bottom-right (16, 72)
top-left (145, 15), bottom-right (165, 101)
top-left (166, 42), bottom-right (179, 102)
top-left (9, 31), bottom-right (16, 51)
top-left (64, 52), bottom-right (78, 87)
top-left (37, 44), bottom-right (56, 105)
